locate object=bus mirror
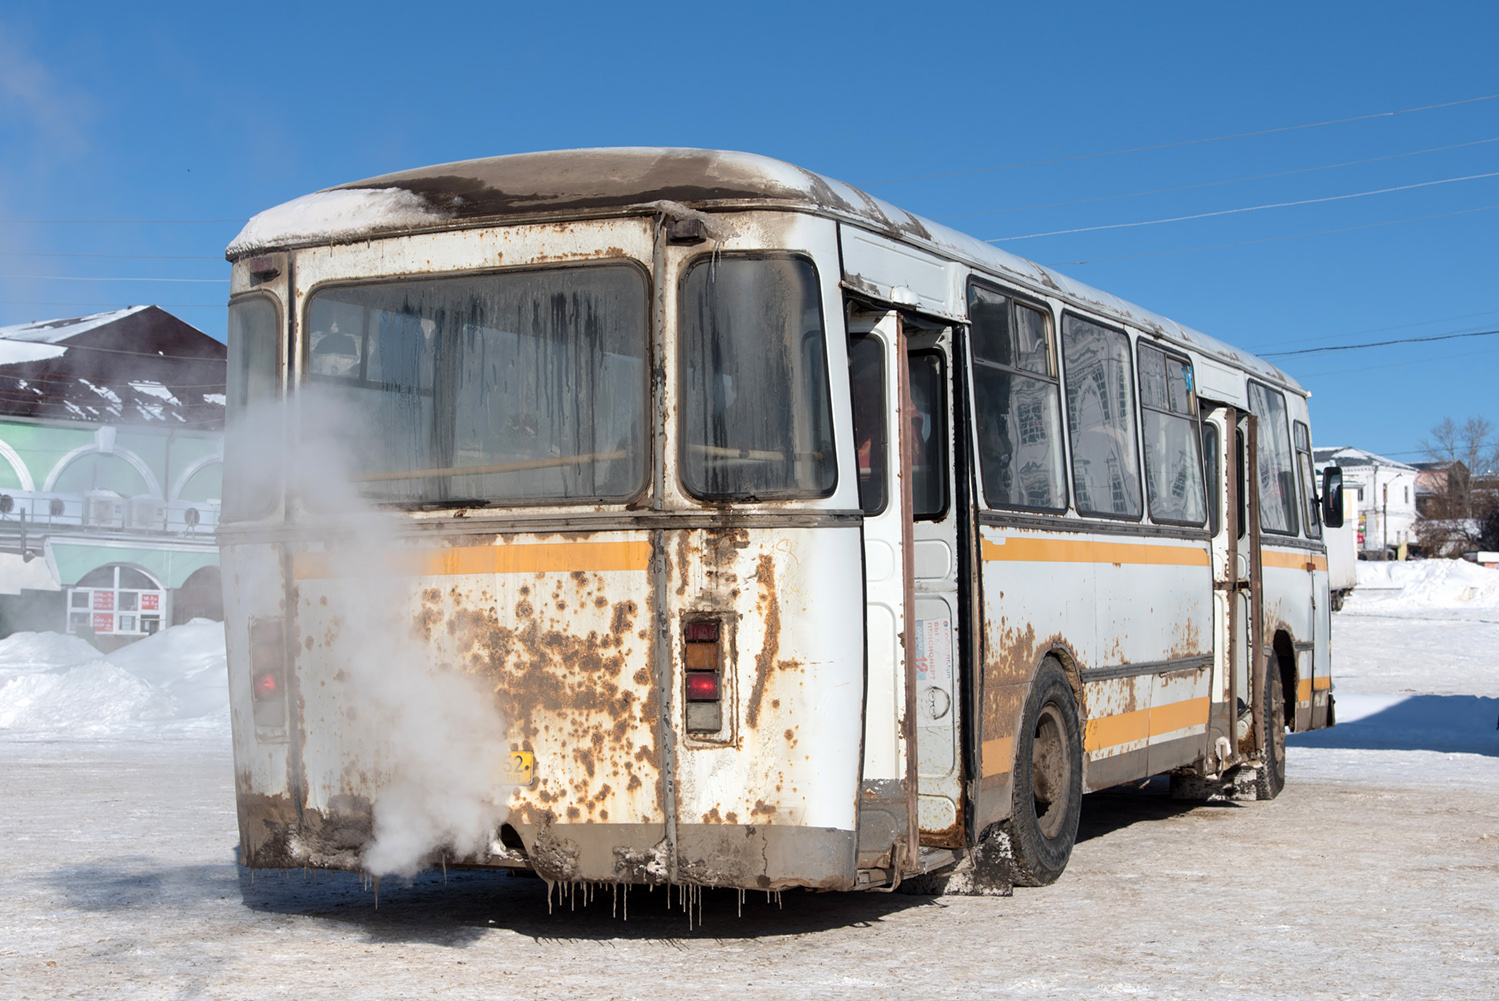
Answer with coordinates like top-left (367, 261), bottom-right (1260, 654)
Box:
top-left (1321, 467), bottom-right (1345, 529)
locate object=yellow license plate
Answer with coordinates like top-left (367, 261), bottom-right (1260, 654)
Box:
top-left (502, 751), bottom-right (536, 787)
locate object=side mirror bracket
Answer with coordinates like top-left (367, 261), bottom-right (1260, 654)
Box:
top-left (1321, 466), bottom-right (1345, 529)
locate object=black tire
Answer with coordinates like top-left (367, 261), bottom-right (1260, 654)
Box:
top-left (1004, 658), bottom-right (1083, 886)
top-left (1255, 669), bottom-right (1287, 800)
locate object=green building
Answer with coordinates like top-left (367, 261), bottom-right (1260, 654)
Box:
top-left (0, 306), bottom-right (226, 649)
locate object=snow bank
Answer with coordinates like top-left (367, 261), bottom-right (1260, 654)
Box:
top-left (226, 187), bottom-right (451, 257)
top-left (1348, 558), bottom-right (1499, 615)
top-left (0, 620), bottom-right (228, 740)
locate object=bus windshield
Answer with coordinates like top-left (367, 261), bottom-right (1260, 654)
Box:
top-left (303, 264), bottom-right (648, 506)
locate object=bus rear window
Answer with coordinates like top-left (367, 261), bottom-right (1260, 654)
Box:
top-left (679, 256), bottom-right (836, 500)
top-left (303, 264), bottom-right (647, 506)
top-left (224, 295), bottom-right (280, 521)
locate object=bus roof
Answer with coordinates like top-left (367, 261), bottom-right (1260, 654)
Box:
top-left (227, 147), bottom-right (1303, 394)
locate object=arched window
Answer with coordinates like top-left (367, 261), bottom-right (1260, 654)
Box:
top-left (67, 564), bottom-right (166, 637)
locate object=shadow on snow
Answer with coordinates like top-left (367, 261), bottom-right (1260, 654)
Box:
top-left (1288, 694), bottom-right (1499, 757)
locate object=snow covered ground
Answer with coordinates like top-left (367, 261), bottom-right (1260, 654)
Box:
top-left (1, 561), bottom-right (1496, 999)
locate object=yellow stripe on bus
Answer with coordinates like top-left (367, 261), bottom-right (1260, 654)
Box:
top-left (981, 537), bottom-right (1210, 567)
top-left (1083, 696), bottom-right (1210, 752)
top-left (292, 540), bottom-right (652, 580)
top-left (1261, 550), bottom-right (1328, 571)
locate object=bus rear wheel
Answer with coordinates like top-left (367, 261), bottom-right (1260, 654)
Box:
top-left (1005, 659), bottom-right (1083, 886)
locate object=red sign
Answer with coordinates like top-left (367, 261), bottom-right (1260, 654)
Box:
top-left (92, 591), bottom-right (114, 611)
top-left (141, 593), bottom-right (159, 611)
top-left (93, 612), bottom-right (115, 632)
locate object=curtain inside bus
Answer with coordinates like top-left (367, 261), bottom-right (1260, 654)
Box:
top-left (302, 265), bottom-right (648, 507)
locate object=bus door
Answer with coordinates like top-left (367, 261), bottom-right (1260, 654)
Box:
top-left (904, 318), bottom-right (965, 849)
top-left (1203, 405), bottom-right (1263, 770)
top-left (848, 308), bottom-right (966, 873)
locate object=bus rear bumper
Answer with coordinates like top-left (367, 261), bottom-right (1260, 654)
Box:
top-left (237, 794), bottom-right (855, 890)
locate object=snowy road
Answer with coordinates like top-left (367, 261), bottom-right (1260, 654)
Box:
top-left (2, 562), bottom-right (1496, 999)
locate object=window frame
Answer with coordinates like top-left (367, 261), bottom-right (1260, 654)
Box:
top-left (1060, 310), bottom-right (1145, 523)
top-left (1135, 340), bottom-right (1209, 528)
top-left (848, 332), bottom-right (889, 517)
top-left (297, 259), bottom-right (654, 510)
top-left (1246, 379), bottom-right (1301, 537)
top-left (965, 277), bottom-right (1069, 515)
top-left (224, 291), bottom-right (285, 523)
top-left (675, 251), bottom-right (838, 504)
top-left (907, 347), bottom-right (950, 522)
top-left (1293, 419), bottom-right (1323, 539)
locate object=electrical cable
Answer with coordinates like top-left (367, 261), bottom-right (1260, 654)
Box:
top-left (988, 171), bottom-right (1499, 242)
top-left (1045, 203), bottom-right (1499, 265)
top-left (858, 91), bottom-right (1499, 185)
top-left (938, 137), bottom-right (1499, 219)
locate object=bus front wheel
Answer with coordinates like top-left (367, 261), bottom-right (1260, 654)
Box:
top-left (1255, 670), bottom-right (1287, 800)
top-left (1005, 659), bottom-right (1083, 886)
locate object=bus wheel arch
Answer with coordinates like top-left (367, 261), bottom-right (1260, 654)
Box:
top-left (1271, 629), bottom-right (1298, 733)
top-left (1004, 654), bottom-right (1084, 886)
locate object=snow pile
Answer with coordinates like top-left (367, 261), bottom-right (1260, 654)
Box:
top-left (0, 620), bottom-right (227, 739)
top-left (1349, 558), bottom-right (1499, 615)
top-left (226, 187), bottom-right (451, 257)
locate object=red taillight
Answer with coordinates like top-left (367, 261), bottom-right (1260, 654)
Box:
top-left (248, 618), bottom-right (286, 733)
top-left (683, 618), bottom-right (723, 733)
top-left (253, 671), bottom-right (279, 700)
top-left (685, 671), bottom-right (720, 701)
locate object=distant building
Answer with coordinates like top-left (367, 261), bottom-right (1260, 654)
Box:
top-left (0, 306), bottom-right (225, 649)
top-left (1313, 446), bottom-right (1417, 558)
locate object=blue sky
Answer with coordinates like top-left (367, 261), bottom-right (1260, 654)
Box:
top-left (1, 1), bottom-right (1494, 460)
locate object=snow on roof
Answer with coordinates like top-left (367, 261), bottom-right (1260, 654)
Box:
top-left (228, 147), bottom-right (1302, 393)
top-left (1313, 446), bottom-right (1417, 470)
top-left (0, 306), bottom-right (150, 344)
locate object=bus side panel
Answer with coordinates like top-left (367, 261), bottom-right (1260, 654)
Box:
top-left (1095, 553), bottom-right (1213, 784)
top-left (283, 531), bottom-right (665, 880)
top-left (973, 526), bottom-right (1096, 835)
top-left (668, 525), bottom-right (864, 890)
top-left (1311, 566), bottom-right (1333, 727)
top-left (1261, 555), bottom-right (1315, 731)
top-left (223, 541), bottom-right (296, 867)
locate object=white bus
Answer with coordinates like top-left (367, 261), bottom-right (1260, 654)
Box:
top-left (222, 148), bottom-right (1343, 893)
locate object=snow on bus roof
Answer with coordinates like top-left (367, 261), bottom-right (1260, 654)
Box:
top-left (227, 147), bottom-right (1301, 393)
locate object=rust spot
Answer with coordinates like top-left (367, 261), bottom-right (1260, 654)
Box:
top-left (594, 595), bottom-right (609, 608)
top-left (610, 600), bottom-right (637, 638)
top-left (702, 806), bottom-right (722, 823)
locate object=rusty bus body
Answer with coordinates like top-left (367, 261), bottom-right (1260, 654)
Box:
top-left (222, 149), bottom-right (1340, 893)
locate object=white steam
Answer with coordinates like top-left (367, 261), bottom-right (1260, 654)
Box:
top-left (239, 388), bottom-right (512, 878)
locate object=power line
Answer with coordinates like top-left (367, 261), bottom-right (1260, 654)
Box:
top-left (1254, 307), bottom-right (1499, 350)
top-left (858, 92), bottom-right (1499, 185)
top-left (0, 274), bottom-right (226, 283)
top-left (1299, 343), bottom-right (1499, 378)
top-left (0, 251), bottom-right (222, 261)
top-left (0, 218), bottom-right (244, 224)
top-left (988, 170), bottom-right (1499, 242)
top-left (0, 301), bottom-right (225, 308)
top-left (937, 137), bottom-right (1499, 220)
top-left (1264, 328), bottom-right (1499, 357)
top-left (1044, 202), bottom-right (1499, 265)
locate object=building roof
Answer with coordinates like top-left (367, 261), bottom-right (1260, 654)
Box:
top-left (227, 147), bottom-right (1302, 393)
top-left (1313, 445), bottom-right (1417, 470)
top-left (0, 306), bottom-right (226, 429)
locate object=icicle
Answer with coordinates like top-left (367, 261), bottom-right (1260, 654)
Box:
top-left (544, 879), bottom-right (554, 914)
top-left (623, 882), bottom-right (629, 921)
top-left (374, 875), bottom-right (380, 910)
top-left (612, 883), bottom-right (617, 919)
top-left (442, 858), bottom-right (447, 884)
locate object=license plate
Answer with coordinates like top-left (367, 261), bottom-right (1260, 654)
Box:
top-left (502, 751), bottom-right (536, 787)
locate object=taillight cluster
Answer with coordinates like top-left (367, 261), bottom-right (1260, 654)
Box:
top-left (249, 618), bottom-right (286, 733)
top-left (683, 619), bottom-right (722, 733)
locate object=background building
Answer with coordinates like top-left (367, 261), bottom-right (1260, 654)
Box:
top-left (1314, 446), bottom-right (1417, 559)
top-left (0, 306), bottom-right (225, 649)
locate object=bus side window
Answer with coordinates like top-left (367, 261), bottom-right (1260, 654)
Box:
top-left (848, 335), bottom-right (887, 515)
top-left (1247, 382), bottom-right (1299, 536)
top-left (967, 283), bottom-right (1067, 512)
top-left (1062, 315), bottom-right (1143, 519)
top-left (1294, 420), bottom-right (1322, 539)
top-left (907, 351), bottom-right (948, 520)
top-left (1138, 344), bottom-right (1207, 526)
top-left (1202, 422), bottom-right (1220, 538)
